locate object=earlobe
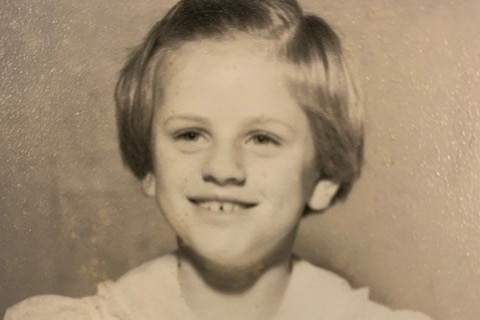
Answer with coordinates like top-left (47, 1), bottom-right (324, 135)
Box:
top-left (142, 172), bottom-right (157, 197)
top-left (308, 180), bottom-right (339, 211)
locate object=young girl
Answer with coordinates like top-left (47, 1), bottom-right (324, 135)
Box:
top-left (6, 0), bottom-right (431, 319)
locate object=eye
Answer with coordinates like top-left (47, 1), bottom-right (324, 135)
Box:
top-left (175, 130), bottom-right (202, 141)
top-left (171, 129), bottom-right (209, 152)
top-left (248, 132), bottom-right (281, 146)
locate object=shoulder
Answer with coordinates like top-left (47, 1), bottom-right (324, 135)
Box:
top-left (97, 253), bottom-right (182, 319)
top-left (287, 259), bottom-right (432, 320)
top-left (349, 288), bottom-right (433, 320)
top-left (4, 254), bottom-right (177, 320)
top-left (111, 253), bottom-right (177, 299)
top-left (4, 295), bottom-right (101, 320)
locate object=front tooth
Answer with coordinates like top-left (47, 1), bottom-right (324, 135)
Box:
top-left (198, 201), bottom-right (244, 212)
top-left (211, 201), bottom-right (221, 211)
top-left (222, 202), bottom-right (234, 212)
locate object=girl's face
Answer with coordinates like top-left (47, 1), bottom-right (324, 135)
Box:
top-left (147, 39), bottom-right (320, 270)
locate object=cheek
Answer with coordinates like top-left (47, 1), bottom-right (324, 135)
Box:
top-left (156, 164), bottom-right (196, 195)
top-left (249, 156), bottom-right (314, 200)
top-left (153, 143), bottom-right (200, 188)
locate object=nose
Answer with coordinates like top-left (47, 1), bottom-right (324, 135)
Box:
top-left (202, 142), bottom-right (246, 186)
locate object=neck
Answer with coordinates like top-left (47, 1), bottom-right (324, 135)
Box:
top-left (176, 249), bottom-right (294, 320)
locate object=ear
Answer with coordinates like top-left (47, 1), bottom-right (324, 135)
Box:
top-left (307, 180), bottom-right (339, 211)
top-left (142, 172), bottom-right (156, 197)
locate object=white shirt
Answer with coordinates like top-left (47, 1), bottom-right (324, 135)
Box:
top-left (5, 253), bottom-right (432, 320)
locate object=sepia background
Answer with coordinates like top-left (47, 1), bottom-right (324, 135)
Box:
top-left (1, 0), bottom-right (479, 319)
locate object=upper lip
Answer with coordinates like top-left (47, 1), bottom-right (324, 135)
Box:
top-left (187, 196), bottom-right (258, 208)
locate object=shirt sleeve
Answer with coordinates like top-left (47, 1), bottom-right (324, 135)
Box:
top-left (349, 288), bottom-right (433, 320)
top-left (4, 295), bottom-right (103, 320)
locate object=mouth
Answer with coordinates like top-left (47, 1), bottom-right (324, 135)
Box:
top-left (188, 198), bottom-right (257, 213)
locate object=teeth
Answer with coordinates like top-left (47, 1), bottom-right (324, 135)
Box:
top-left (197, 201), bottom-right (243, 212)
top-left (211, 202), bottom-right (221, 211)
top-left (222, 202), bottom-right (234, 212)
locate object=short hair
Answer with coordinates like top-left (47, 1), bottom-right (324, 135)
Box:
top-left (115, 0), bottom-right (363, 202)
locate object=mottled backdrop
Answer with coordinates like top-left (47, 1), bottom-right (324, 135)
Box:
top-left (1, 1), bottom-right (479, 319)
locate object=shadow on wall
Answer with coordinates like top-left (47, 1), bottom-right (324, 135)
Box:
top-left (1, 1), bottom-right (479, 319)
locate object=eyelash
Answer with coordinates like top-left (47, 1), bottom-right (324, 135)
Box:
top-left (172, 130), bottom-right (281, 146)
top-left (249, 132), bottom-right (281, 146)
top-left (174, 130), bottom-right (204, 141)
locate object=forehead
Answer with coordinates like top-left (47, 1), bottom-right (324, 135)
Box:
top-left (158, 38), bottom-right (300, 114)
top-left (149, 38), bottom-right (319, 138)
top-left (163, 37), bottom-right (278, 87)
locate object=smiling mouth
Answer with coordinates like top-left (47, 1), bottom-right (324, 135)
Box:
top-left (189, 199), bottom-right (257, 213)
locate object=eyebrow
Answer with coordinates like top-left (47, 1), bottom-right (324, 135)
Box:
top-left (246, 117), bottom-right (295, 134)
top-left (162, 115), bottom-right (210, 127)
top-left (162, 114), bottom-right (295, 134)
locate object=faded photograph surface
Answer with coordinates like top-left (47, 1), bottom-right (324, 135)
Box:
top-left (1, 1), bottom-right (479, 320)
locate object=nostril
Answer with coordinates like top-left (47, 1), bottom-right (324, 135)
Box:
top-left (202, 171), bottom-right (246, 186)
top-left (201, 144), bottom-right (246, 185)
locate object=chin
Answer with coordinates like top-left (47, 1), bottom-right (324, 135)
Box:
top-left (183, 235), bottom-right (289, 269)
top-left (190, 243), bottom-right (260, 270)
top-left (180, 243), bottom-right (275, 292)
